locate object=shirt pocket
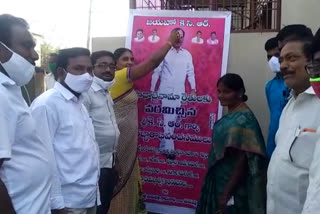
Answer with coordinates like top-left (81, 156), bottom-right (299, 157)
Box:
top-left (290, 132), bottom-right (319, 169)
top-left (276, 125), bottom-right (297, 161)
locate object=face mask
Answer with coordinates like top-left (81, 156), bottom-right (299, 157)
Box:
top-left (310, 77), bottom-right (320, 99)
top-left (64, 70), bottom-right (93, 93)
top-left (48, 63), bottom-right (56, 73)
top-left (93, 76), bottom-right (115, 90)
top-left (0, 42), bottom-right (35, 86)
top-left (268, 56), bottom-right (280, 73)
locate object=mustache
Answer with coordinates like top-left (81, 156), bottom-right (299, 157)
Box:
top-left (280, 69), bottom-right (295, 76)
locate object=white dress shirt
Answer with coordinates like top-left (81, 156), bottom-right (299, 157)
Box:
top-left (81, 79), bottom-right (120, 169)
top-left (301, 131), bottom-right (320, 214)
top-left (151, 48), bottom-right (195, 94)
top-left (207, 38), bottom-right (219, 45)
top-left (30, 82), bottom-right (100, 209)
top-left (148, 35), bottom-right (160, 43)
top-left (0, 72), bottom-right (51, 214)
top-left (267, 87), bottom-right (320, 214)
top-left (191, 37), bottom-right (204, 44)
top-left (134, 36), bottom-right (145, 42)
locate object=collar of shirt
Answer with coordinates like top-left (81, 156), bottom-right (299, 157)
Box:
top-left (305, 87), bottom-right (316, 95)
top-left (91, 80), bottom-right (104, 92)
top-left (0, 71), bottom-right (15, 86)
top-left (275, 73), bottom-right (283, 79)
top-left (170, 47), bottom-right (184, 53)
top-left (291, 86), bottom-right (315, 98)
top-left (54, 82), bottom-right (78, 102)
top-left (136, 37), bottom-right (145, 41)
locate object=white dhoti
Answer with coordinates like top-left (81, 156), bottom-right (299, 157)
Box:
top-left (158, 86), bottom-right (184, 153)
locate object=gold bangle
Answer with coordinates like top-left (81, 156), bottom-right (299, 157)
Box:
top-left (167, 41), bottom-right (172, 47)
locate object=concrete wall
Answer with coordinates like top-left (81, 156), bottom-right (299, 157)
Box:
top-left (92, 37), bottom-right (127, 53)
top-left (91, 0), bottom-right (320, 138)
top-left (228, 33), bottom-right (276, 138)
top-left (281, 0), bottom-right (320, 33)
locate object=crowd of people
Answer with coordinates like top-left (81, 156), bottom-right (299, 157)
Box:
top-left (1, 13), bottom-right (320, 214)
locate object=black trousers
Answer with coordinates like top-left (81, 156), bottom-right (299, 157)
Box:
top-left (96, 168), bottom-right (118, 214)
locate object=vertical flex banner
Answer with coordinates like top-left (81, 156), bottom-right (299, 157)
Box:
top-left (127, 9), bottom-right (231, 214)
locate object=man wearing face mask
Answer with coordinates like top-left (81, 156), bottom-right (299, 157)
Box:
top-left (81, 51), bottom-right (119, 214)
top-left (30, 48), bottom-right (100, 214)
top-left (45, 53), bottom-right (57, 90)
top-left (264, 37), bottom-right (289, 159)
top-left (301, 28), bottom-right (320, 214)
top-left (0, 14), bottom-right (52, 214)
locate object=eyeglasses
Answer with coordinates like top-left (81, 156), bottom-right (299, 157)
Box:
top-left (306, 63), bottom-right (320, 78)
top-left (94, 63), bottom-right (116, 71)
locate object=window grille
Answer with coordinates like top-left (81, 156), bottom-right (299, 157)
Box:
top-left (133, 0), bottom-right (281, 32)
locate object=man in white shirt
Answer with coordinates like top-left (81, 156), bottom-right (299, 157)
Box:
top-left (81, 51), bottom-right (119, 214)
top-left (151, 28), bottom-right (196, 158)
top-left (207, 31), bottom-right (219, 45)
top-left (31, 48), bottom-right (100, 214)
top-left (134, 29), bottom-right (145, 42)
top-left (148, 29), bottom-right (160, 43)
top-left (301, 28), bottom-right (320, 214)
top-left (267, 35), bottom-right (320, 214)
top-left (0, 14), bottom-right (52, 214)
top-left (191, 31), bottom-right (204, 44)
top-left (45, 53), bottom-right (57, 90)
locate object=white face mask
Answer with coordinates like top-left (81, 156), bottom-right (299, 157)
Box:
top-left (64, 70), bottom-right (93, 93)
top-left (0, 42), bottom-right (35, 86)
top-left (93, 76), bottom-right (115, 90)
top-left (268, 56), bottom-right (280, 73)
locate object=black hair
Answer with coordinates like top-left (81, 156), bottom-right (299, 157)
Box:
top-left (311, 28), bottom-right (320, 59)
top-left (54, 47), bottom-right (90, 80)
top-left (211, 31), bottom-right (216, 36)
top-left (35, 66), bottom-right (45, 74)
top-left (197, 31), bottom-right (202, 34)
top-left (284, 37), bottom-right (313, 61)
top-left (114, 48), bottom-right (132, 61)
top-left (0, 14), bottom-right (29, 47)
top-left (217, 73), bottom-right (248, 102)
top-left (136, 29), bottom-right (143, 33)
top-left (49, 53), bottom-right (58, 58)
top-left (172, 28), bottom-right (185, 37)
top-left (265, 37), bottom-right (278, 51)
top-left (276, 24), bottom-right (313, 43)
top-left (91, 51), bottom-right (115, 65)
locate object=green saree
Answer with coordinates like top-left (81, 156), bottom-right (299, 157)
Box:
top-left (196, 104), bottom-right (267, 214)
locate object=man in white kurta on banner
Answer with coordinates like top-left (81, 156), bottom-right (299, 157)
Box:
top-left (150, 28), bottom-right (196, 158)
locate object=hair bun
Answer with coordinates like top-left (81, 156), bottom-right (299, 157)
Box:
top-left (243, 94), bottom-right (248, 102)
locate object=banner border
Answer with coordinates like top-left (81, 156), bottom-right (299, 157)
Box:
top-left (125, 9), bottom-right (232, 213)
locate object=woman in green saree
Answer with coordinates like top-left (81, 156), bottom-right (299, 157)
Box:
top-left (196, 73), bottom-right (267, 214)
